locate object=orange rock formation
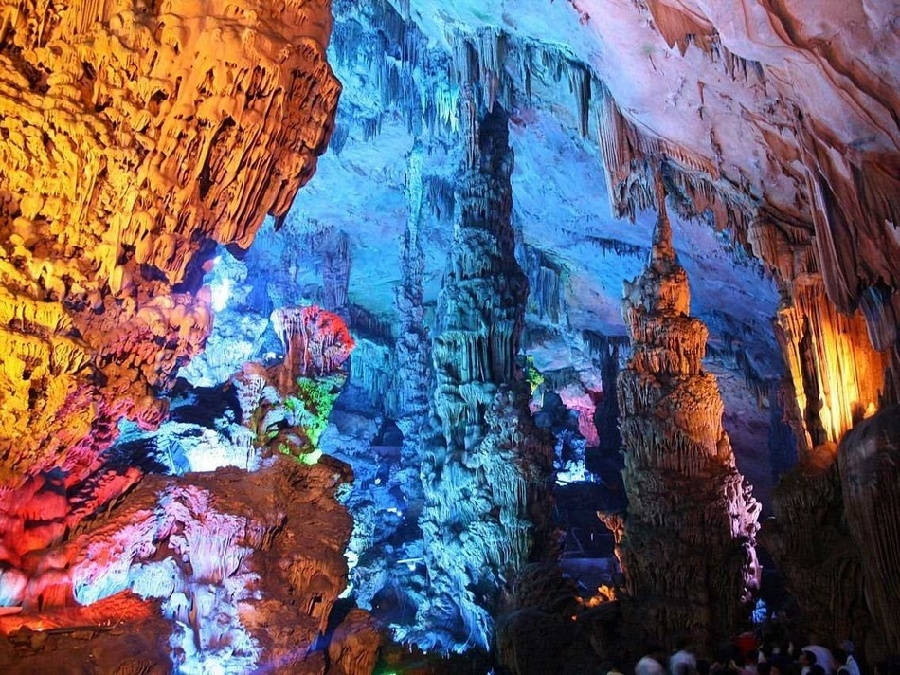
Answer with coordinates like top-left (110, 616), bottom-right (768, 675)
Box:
top-left (612, 168), bottom-right (760, 649)
top-left (0, 1), bottom-right (340, 487)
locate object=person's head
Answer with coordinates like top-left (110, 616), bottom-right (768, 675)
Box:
top-left (801, 651), bottom-right (818, 667)
top-left (833, 648), bottom-right (848, 666)
top-left (676, 637), bottom-right (691, 651)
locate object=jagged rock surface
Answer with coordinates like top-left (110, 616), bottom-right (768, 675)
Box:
top-left (0, 457), bottom-right (361, 673)
top-left (838, 405), bottom-right (900, 658)
top-left (0, 0), bottom-right (342, 613)
top-left (0, 0), bottom-right (340, 483)
top-left (412, 106), bottom-right (553, 652)
top-left (384, 0), bottom-right (900, 386)
top-left (0, 1), bottom-right (383, 671)
top-left (760, 452), bottom-right (874, 652)
top-left (613, 173), bottom-right (761, 650)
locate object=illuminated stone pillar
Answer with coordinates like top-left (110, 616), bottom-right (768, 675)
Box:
top-left (614, 168), bottom-right (760, 650)
top-left (414, 104), bottom-right (553, 651)
top-left (763, 278), bottom-right (890, 650)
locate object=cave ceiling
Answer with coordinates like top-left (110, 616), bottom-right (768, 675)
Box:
top-left (227, 0), bottom-right (857, 498)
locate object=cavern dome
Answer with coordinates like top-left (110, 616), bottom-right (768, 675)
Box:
top-left (1, 0), bottom-right (898, 673)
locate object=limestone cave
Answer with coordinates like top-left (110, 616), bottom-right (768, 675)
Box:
top-left (0, 1), bottom-right (897, 673)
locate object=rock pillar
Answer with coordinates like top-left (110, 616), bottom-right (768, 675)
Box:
top-left (614, 168), bottom-right (761, 649)
top-left (414, 105), bottom-right (553, 651)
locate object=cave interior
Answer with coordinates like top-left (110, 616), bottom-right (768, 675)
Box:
top-left (0, 0), bottom-right (898, 673)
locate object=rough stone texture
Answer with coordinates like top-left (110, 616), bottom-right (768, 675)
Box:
top-left (381, 0), bottom-right (899, 391)
top-left (0, 457), bottom-right (359, 672)
top-left (326, 608), bottom-right (383, 675)
top-left (612, 170), bottom-right (761, 651)
top-left (763, 284), bottom-right (892, 657)
top-left (774, 281), bottom-right (889, 456)
top-left (760, 451), bottom-right (874, 653)
top-left (838, 405), bottom-right (900, 658)
top-left (0, 2), bottom-right (382, 670)
top-left (0, 593), bottom-right (172, 674)
top-left (3, 0), bottom-right (897, 666)
top-left (311, 0), bottom-right (792, 509)
top-left (0, 0), bottom-right (339, 484)
top-left (413, 105), bottom-right (554, 652)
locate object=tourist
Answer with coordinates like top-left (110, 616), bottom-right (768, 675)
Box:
top-left (743, 650), bottom-right (761, 675)
top-left (670, 638), bottom-right (698, 675)
top-left (803, 645), bottom-right (836, 674)
top-left (637, 645), bottom-right (668, 675)
top-left (800, 650), bottom-right (819, 675)
top-left (835, 642), bottom-right (861, 675)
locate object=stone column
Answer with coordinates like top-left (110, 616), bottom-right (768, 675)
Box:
top-left (614, 167), bottom-right (761, 650)
top-left (414, 104), bottom-right (553, 651)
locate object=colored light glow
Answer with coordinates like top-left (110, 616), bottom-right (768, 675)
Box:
top-left (210, 278), bottom-right (232, 312)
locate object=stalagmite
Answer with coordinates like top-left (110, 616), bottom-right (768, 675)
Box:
top-left (413, 105), bottom-right (553, 652)
top-left (839, 405), bottom-right (900, 656)
top-left (612, 167), bottom-right (760, 650)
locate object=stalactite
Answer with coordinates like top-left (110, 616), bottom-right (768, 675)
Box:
top-left (348, 304), bottom-right (394, 342)
top-left (774, 279), bottom-right (889, 458)
top-left (330, 0), bottom-right (459, 141)
top-left (520, 244), bottom-right (569, 326)
top-left (348, 338), bottom-right (395, 413)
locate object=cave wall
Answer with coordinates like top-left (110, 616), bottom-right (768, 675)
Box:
top-left (0, 1), bottom-right (385, 671)
top-left (0, 0), bottom-right (339, 489)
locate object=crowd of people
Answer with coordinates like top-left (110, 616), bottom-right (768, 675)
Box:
top-left (621, 637), bottom-right (887, 675)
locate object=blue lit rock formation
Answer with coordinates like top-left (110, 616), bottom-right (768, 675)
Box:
top-left (412, 105), bottom-right (553, 651)
top-left (611, 169), bottom-right (761, 650)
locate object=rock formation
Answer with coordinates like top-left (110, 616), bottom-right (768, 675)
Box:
top-left (0, 1), bottom-right (381, 671)
top-left (1, 0), bottom-right (897, 667)
top-left (838, 405), bottom-right (900, 658)
top-left (761, 452), bottom-right (872, 650)
top-left (0, 0), bottom-right (340, 483)
top-left (0, 0), bottom-right (341, 588)
top-left (762, 282), bottom-right (892, 653)
top-left (612, 168), bottom-right (761, 650)
top-left (413, 104), bottom-right (553, 652)
top-left (0, 456), bottom-right (363, 673)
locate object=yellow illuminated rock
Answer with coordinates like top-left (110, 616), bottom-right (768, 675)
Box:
top-left (0, 1), bottom-right (341, 486)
